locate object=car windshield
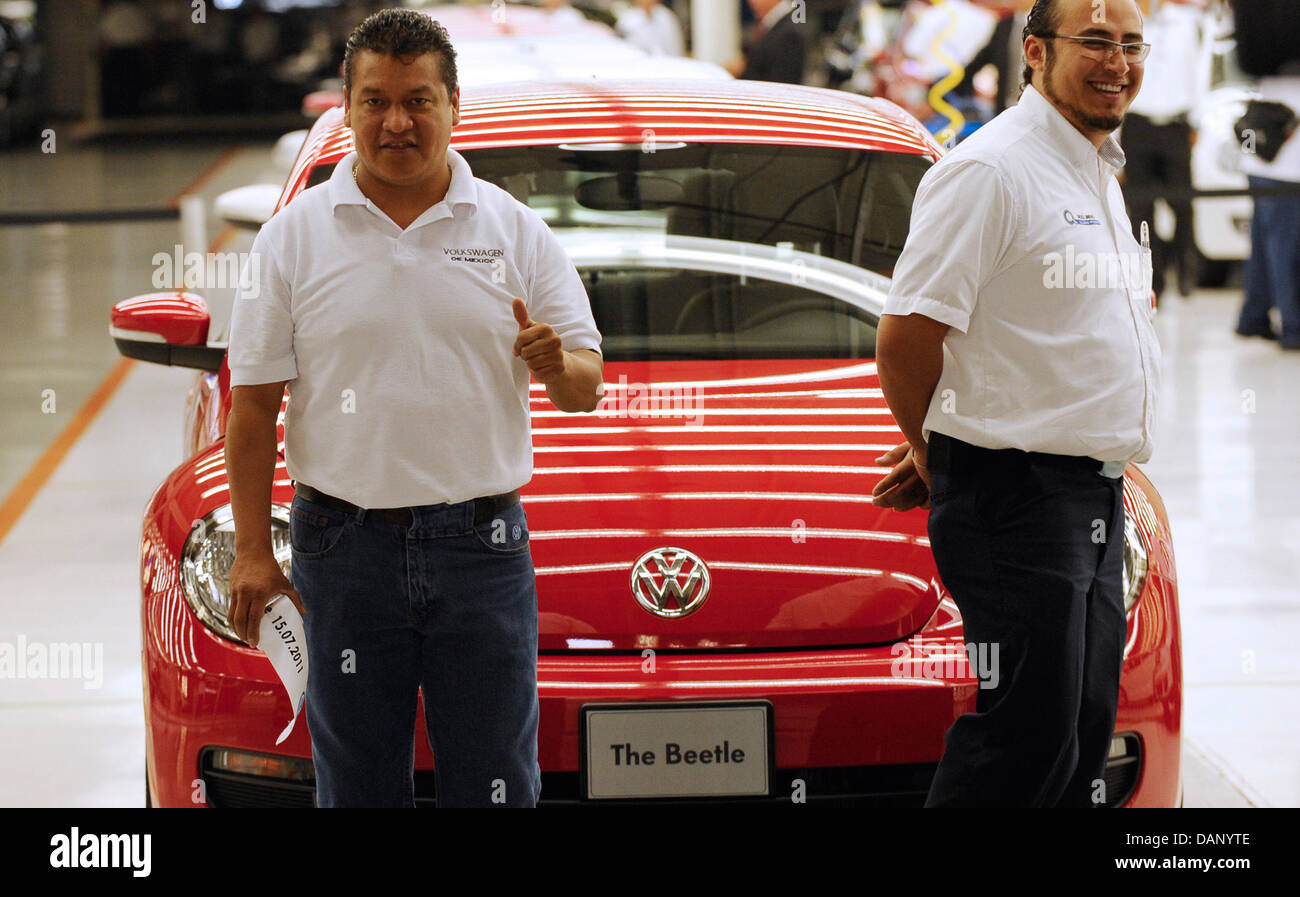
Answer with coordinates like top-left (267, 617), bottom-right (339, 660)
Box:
top-left (464, 143), bottom-right (927, 275)
top-left (294, 142), bottom-right (928, 360)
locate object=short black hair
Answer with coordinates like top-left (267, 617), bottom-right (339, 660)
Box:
top-left (343, 8), bottom-right (458, 101)
top-left (1021, 0), bottom-right (1063, 89)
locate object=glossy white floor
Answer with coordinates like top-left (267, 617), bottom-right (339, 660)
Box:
top-left (0, 142), bottom-right (1294, 807)
top-left (1141, 289), bottom-right (1300, 808)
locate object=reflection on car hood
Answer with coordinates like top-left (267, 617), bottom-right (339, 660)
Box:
top-left (194, 361), bottom-right (934, 652)
top-left (524, 357), bottom-right (941, 651)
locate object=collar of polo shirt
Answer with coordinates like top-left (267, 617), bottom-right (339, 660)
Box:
top-left (1019, 84), bottom-right (1127, 174)
top-left (329, 148), bottom-right (479, 220)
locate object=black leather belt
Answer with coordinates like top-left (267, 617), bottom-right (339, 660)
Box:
top-left (926, 431), bottom-right (1110, 477)
top-left (292, 482), bottom-right (519, 526)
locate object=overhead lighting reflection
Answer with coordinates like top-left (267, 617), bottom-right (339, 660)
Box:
top-left (524, 491), bottom-right (883, 503)
top-left (529, 527), bottom-right (908, 541)
top-left (535, 561), bottom-right (889, 577)
top-left (533, 443), bottom-right (897, 453)
top-left (527, 362), bottom-right (877, 391)
top-left (531, 464), bottom-right (886, 475)
top-left (533, 425), bottom-right (902, 434)
top-left (532, 407), bottom-right (892, 418)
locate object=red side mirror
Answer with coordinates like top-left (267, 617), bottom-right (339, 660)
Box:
top-left (109, 291), bottom-right (223, 371)
top-left (111, 291), bottom-right (210, 346)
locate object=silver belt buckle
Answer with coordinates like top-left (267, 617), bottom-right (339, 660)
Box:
top-left (1099, 460), bottom-right (1128, 479)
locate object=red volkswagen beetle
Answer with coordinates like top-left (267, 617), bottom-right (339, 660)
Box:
top-left (112, 78), bottom-right (1181, 807)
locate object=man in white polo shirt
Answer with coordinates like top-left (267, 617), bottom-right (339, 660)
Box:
top-left (872, 0), bottom-right (1161, 806)
top-left (224, 9), bottom-right (603, 807)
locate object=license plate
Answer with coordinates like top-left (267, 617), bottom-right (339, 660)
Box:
top-left (580, 702), bottom-right (773, 800)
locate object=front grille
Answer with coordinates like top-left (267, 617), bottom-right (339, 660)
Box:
top-left (204, 769), bottom-right (315, 808)
top-left (1103, 733), bottom-right (1142, 808)
top-left (200, 735), bottom-right (1144, 807)
top-left (201, 758), bottom-right (936, 808)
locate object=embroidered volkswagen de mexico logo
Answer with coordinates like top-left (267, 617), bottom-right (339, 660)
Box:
top-left (442, 247), bottom-right (505, 263)
top-left (630, 547), bottom-right (711, 618)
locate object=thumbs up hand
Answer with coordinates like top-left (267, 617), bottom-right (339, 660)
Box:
top-left (512, 297), bottom-right (566, 384)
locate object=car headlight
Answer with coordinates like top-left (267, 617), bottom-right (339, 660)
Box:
top-left (180, 504), bottom-right (293, 643)
top-left (1121, 510), bottom-right (1149, 614)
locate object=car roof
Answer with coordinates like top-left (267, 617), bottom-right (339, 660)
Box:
top-left (276, 79), bottom-right (942, 212)
top-left (408, 3), bottom-right (619, 41)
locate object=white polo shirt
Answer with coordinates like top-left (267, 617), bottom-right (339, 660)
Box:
top-left (885, 84), bottom-right (1161, 464)
top-left (227, 148), bottom-right (602, 508)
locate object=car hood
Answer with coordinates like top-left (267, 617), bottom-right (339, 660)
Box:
top-left (525, 358), bottom-right (941, 651)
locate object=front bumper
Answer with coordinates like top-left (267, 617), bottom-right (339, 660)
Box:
top-left (149, 634), bottom-right (1175, 807)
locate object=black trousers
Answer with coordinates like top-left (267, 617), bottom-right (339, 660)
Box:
top-left (923, 434), bottom-right (1126, 807)
top-left (1120, 113), bottom-right (1195, 297)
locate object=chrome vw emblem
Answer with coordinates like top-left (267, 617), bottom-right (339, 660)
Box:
top-left (630, 547), bottom-right (711, 618)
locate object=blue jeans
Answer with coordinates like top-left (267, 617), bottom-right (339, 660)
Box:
top-left (289, 491), bottom-right (541, 807)
top-left (1240, 175), bottom-right (1300, 346)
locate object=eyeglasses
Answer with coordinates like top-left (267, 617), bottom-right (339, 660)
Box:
top-left (1044, 33), bottom-right (1151, 64)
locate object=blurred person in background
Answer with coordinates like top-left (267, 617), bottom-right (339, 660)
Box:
top-left (238, 5), bottom-right (282, 111)
top-left (728, 0), bottom-right (806, 83)
top-left (1120, 0), bottom-right (1203, 300)
top-left (920, 0), bottom-right (1012, 133)
top-left (993, 1), bottom-right (1036, 111)
top-left (883, 0), bottom-right (999, 138)
top-left (190, 4), bottom-right (233, 112)
top-left (98, 0), bottom-right (153, 116)
top-left (616, 0), bottom-right (685, 56)
top-left (972, 0), bottom-right (1036, 114)
top-left (1232, 0), bottom-right (1300, 348)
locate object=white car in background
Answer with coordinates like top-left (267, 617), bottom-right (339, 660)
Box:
top-left (222, 2), bottom-right (728, 231)
top-left (1189, 24), bottom-right (1257, 284)
top-left (306, 3), bottom-right (726, 118)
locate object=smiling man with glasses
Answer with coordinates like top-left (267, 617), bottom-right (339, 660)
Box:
top-left (1026, 0), bottom-right (1148, 136)
top-left (874, 0), bottom-right (1161, 807)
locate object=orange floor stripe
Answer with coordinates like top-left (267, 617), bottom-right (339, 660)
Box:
top-left (169, 146), bottom-right (241, 208)
top-left (0, 198), bottom-right (241, 546)
top-left (0, 357), bottom-right (137, 546)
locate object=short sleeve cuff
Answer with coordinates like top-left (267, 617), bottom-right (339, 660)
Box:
top-left (882, 295), bottom-right (971, 334)
top-left (557, 326), bottom-right (603, 356)
top-left (229, 358), bottom-right (298, 387)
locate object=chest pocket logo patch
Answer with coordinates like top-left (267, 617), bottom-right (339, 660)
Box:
top-left (444, 247), bottom-right (508, 283)
top-left (443, 247), bottom-right (505, 263)
top-left (1063, 210), bottom-right (1102, 226)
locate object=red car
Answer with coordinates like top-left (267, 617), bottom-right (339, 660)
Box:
top-left (112, 78), bottom-right (1181, 807)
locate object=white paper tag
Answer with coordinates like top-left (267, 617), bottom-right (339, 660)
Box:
top-left (257, 594), bottom-right (309, 745)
